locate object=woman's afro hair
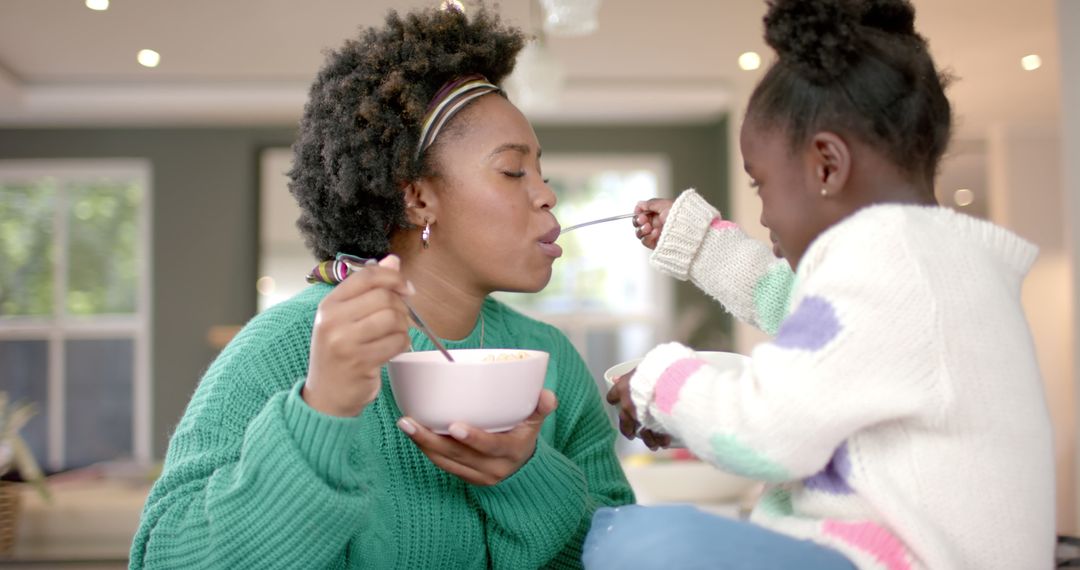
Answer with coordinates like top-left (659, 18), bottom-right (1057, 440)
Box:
top-left (288, 6), bottom-right (524, 260)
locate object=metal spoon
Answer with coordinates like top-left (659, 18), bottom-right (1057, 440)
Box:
top-left (342, 259), bottom-right (455, 363)
top-left (559, 213), bottom-right (636, 235)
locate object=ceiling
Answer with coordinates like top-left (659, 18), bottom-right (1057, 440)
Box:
top-left (0, 0), bottom-right (1062, 140)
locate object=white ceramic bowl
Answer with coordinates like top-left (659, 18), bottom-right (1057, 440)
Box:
top-left (387, 348), bottom-right (549, 433)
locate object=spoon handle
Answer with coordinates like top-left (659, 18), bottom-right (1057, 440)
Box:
top-left (402, 299), bottom-right (455, 363)
top-left (560, 213), bottom-right (635, 234)
top-left (341, 259), bottom-right (455, 363)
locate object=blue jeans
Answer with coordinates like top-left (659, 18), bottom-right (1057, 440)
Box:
top-left (582, 505), bottom-right (856, 570)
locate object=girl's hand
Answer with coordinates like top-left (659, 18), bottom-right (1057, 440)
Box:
top-left (606, 370), bottom-right (672, 450)
top-left (397, 389), bottom-right (558, 486)
top-left (632, 198), bottom-right (674, 250)
top-left (303, 255), bottom-right (414, 417)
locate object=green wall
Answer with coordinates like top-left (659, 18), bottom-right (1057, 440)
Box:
top-left (0, 119), bottom-right (730, 460)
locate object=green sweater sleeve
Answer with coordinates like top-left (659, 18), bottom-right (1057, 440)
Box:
top-left (129, 303), bottom-right (381, 569)
top-left (468, 326), bottom-right (635, 569)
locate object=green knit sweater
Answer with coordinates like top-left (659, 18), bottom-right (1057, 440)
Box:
top-left (129, 284), bottom-right (634, 569)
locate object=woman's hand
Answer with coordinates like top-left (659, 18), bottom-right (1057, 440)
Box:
top-left (606, 370), bottom-right (672, 450)
top-left (303, 255), bottom-right (414, 417)
top-left (397, 389), bottom-right (558, 486)
top-left (632, 198), bottom-right (674, 250)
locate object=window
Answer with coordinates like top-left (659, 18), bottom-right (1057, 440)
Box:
top-left (0, 160), bottom-right (151, 471)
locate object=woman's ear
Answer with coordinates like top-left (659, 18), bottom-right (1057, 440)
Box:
top-left (807, 131), bottom-right (851, 198)
top-left (402, 179), bottom-right (438, 226)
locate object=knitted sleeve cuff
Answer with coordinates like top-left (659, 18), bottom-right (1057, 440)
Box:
top-left (650, 189), bottom-right (722, 280)
top-left (469, 437), bottom-right (588, 542)
top-left (629, 342), bottom-right (697, 432)
top-left (281, 378), bottom-right (366, 490)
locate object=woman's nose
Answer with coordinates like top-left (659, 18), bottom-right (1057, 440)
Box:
top-left (534, 177), bottom-right (557, 210)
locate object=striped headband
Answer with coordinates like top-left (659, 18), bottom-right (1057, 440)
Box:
top-left (415, 74), bottom-right (500, 160)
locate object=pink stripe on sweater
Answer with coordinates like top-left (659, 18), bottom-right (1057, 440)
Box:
top-left (822, 520), bottom-right (911, 570)
top-left (655, 359), bottom-right (706, 414)
top-left (710, 217), bottom-right (738, 231)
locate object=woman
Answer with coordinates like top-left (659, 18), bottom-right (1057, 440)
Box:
top-left (130, 6), bottom-right (633, 569)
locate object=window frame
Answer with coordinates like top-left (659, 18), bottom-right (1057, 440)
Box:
top-left (0, 159), bottom-right (152, 470)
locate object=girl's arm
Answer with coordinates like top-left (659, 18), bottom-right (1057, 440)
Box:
top-left (630, 222), bottom-right (941, 482)
top-left (468, 329), bottom-right (635, 569)
top-left (650, 189), bottom-right (794, 335)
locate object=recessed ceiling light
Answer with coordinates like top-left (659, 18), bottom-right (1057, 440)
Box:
top-left (137, 49), bottom-right (160, 68)
top-left (738, 51), bottom-right (761, 71)
top-left (1021, 54), bottom-right (1042, 71)
top-left (440, 0), bottom-right (465, 12)
top-left (85, 0), bottom-right (109, 11)
top-left (953, 188), bottom-right (974, 207)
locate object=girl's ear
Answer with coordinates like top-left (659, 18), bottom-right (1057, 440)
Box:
top-left (807, 131), bottom-right (852, 198)
top-left (402, 179), bottom-right (439, 226)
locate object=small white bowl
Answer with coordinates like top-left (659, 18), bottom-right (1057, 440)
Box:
top-left (387, 349), bottom-right (548, 433)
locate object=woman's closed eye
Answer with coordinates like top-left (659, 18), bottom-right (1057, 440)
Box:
top-left (502, 170), bottom-right (550, 184)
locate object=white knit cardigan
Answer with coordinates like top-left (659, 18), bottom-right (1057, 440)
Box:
top-left (631, 189), bottom-right (1055, 569)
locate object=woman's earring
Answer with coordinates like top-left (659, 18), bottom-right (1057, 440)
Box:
top-left (421, 222), bottom-right (431, 249)
top-left (820, 188), bottom-right (828, 197)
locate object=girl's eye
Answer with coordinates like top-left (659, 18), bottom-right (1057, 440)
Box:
top-left (542, 178), bottom-right (550, 184)
top-left (503, 170), bottom-right (525, 178)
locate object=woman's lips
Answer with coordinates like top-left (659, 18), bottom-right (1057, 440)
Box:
top-left (539, 225), bottom-right (562, 258)
top-left (539, 241), bottom-right (563, 258)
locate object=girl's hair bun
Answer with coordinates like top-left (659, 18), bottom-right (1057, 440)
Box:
top-left (859, 0), bottom-right (916, 36)
top-left (764, 0), bottom-right (918, 84)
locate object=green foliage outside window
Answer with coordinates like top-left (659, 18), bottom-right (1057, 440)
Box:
top-left (0, 179), bottom-right (141, 317)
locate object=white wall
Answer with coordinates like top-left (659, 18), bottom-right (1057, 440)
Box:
top-left (965, 124), bottom-right (1076, 533)
top-left (1059, 0), bottom-right (1080, 536)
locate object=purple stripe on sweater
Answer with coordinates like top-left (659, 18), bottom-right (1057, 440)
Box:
top-left (773, 295), bottom-right (840, 351)
top-left (804, 442), bottom-right (853, 494)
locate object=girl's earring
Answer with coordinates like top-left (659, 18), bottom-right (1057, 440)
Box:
top-left (421, 222), bottom-right (431, 249)
top-left (820, 188), bottom-right (828, 197)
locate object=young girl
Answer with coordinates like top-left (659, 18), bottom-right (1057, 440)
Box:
top-left (589, 0), bottom-right (1054, 568)
top-left (129, 6), bottom-right (632, 569)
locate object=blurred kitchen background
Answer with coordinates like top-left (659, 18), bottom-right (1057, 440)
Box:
top-left (1, 0), bottom-right (1077, 566)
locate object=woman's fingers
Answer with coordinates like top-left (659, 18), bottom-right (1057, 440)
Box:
top-left (417, 446), bottom-right (493, 486)
top-left (397, 391), bottom-right (555, 485)
top-left (326, 255), bottom-right (412, 303)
